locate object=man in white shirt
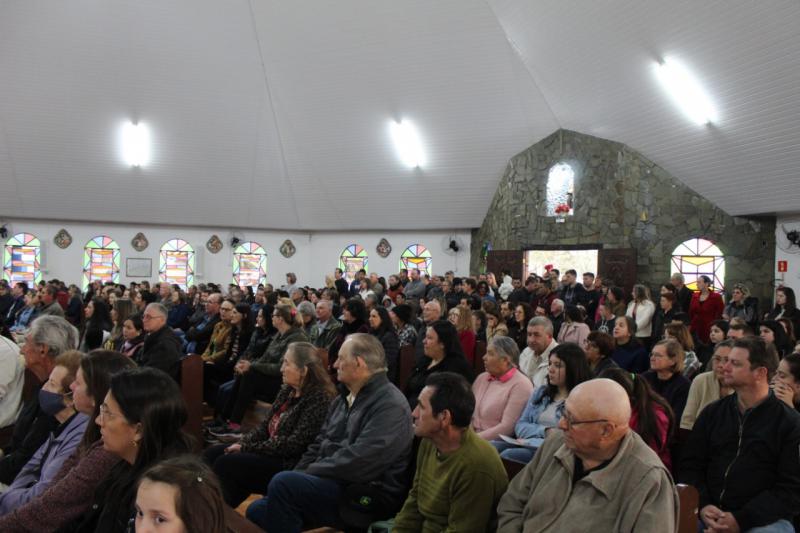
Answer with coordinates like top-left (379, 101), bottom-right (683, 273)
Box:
top-left (518, 317), bottom-right (558, 389)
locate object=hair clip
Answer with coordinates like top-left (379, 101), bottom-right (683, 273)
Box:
top-left (197, 476), bottom-right (203, 483)
top-left (630, 373), bottom-right (636, 381)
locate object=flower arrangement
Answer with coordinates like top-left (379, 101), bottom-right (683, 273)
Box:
top-left (554, 203), bottom-right (572, 215)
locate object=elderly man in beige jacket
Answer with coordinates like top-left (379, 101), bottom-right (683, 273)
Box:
top-left (497, 378), bottom-right (678, 532)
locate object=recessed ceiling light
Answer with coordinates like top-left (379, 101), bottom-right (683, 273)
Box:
top-left (122, 122), bottom-right (150, 167)
top-left (389, 120), bottom-right (426, 168)
top-left (655, 57), bottom-right (718, 125)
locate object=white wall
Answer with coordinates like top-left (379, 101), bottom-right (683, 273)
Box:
top-left (775, 214), bottom-right (800, 297)
top-left (1, 219), bottom-right (471, 288)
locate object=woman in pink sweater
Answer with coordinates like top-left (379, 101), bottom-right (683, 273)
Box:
top-left (471, 336), bottom-right (533, 441)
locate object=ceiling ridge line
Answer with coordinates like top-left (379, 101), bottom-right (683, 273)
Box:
top-left (246, 0), bottom-right (302, 228)
top-left (482, 0), bottom-right (562, 132)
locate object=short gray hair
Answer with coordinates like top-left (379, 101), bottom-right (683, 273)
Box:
top-left (489, 336), bottom-right (521, 366)
top-left (527, 316), bottom-right (553, 335)
top-left (145, 302), bottom-right (168, 319)
top-left (551, 299), bottom-right (565, 310)
top-left (345, 333), bottom-right (386, 373)
top-left (29, 316), bottom-right (79, 358)
top-left (297, 301), bottom-right (315, 319)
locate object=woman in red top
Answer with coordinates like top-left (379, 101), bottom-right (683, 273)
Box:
top-left (448, 304), bottom-right (476, 364)
top-left (688, 275), bottom-right (724, 344)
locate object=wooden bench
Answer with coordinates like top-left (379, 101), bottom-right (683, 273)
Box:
top-left (397, 345), bottom-right (416, 391)
top-left (676, 484), bottom-right (699, 533)
top-left (473, 340), bottom-right (487, 375)
top-left (179, 354), bottom-right (203, 451)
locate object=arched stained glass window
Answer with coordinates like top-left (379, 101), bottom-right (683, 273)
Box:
top-left (233, 242), bottom-right (267, 287)
top-left (546, 162), bottom-right (575, 217)
top-left (399, 244), bottom-right (432, 276)
top-left (3, 233), bottom-right (41, 286)
top-left (339, 244), bottom-right (367, 283)
top-left (159, 239), bottom-right (195, 290)
top-left (671, 238), bottom-right (725, 291)
top-left (83, 236), bottom-right (120, 289)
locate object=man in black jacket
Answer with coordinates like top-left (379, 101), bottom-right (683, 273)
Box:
top-left (246, 333), bottom-right (413, 532)
top-left (679, 337), bottom-right (800, 531)
top-left (141, 303), bottom-right (182, 381)
top-left (184, 292), bottom-right (221, 354)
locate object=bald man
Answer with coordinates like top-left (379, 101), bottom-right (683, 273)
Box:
top-left (497, 379), bottom-right (678, 532)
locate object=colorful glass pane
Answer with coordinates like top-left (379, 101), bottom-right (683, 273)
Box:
top-left (3, 233), bottom-right (42, 286)
top-left (670, 238), bottom-right (725, 292)
top-left (233, 242), bottom-right (267, 287)
top-left (159, 239), bottom-right (195, 290)
top-left (83, 235), bottom-right (120, 289)
top-left (399, 244), bottom-right (432, 276)
top-left (339, 244), bottom-right (368, 283)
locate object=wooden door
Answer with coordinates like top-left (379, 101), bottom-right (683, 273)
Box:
top-left (486, 250), bottom-right (525, 280)
top-left (598, 248), bottom-right (637, 295)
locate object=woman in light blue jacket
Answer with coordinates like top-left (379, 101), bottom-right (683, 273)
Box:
top-left (0, 351), bottom-right (87, 514)
top-left (491, 343), bottom-right (592, 463)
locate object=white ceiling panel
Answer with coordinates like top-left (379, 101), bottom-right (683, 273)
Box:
top-left (0, 0), bottom-right (798, 229)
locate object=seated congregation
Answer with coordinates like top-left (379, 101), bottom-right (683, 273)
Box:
top-left (0, 267), bottom-right (799, 532)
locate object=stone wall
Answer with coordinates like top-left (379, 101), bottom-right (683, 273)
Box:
top-left (471, 129), bottom-right (776, 304)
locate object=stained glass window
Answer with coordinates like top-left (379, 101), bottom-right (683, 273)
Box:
top-left (3, 233), bottom-right (41, 286)
top-left (233, 242), bottom-right (267, 287)
top-left (159, 239), bottom-right (195, 290)
top-left (671, 238), bottom-right (725, 292)
top-left (546, 162), bottom-right (574, 217)
top-left (339, 244), bottom-right (367, 283)
top-left (83, 236), bottom-right (120, 289)
top-left (399, 244), bottom-right (432, 276)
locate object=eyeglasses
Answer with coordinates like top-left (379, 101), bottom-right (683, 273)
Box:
top-left (99, 403), bottom-right (121, 421)
top-left (561, 411), bottom-right (608, 430)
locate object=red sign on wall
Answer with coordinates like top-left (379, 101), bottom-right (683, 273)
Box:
top-left (778, 260), bottom-right (788, 273)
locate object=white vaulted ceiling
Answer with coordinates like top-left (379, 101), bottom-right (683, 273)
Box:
top-left (0, 0), bottom-right (798, 230)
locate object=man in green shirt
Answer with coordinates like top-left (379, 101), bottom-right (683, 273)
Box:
top-left (394, 372), bottom-right (508, 532)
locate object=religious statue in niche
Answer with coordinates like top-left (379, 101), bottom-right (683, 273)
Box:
top-left (280, 239), bottom-right (296, 258)
top-left (53, 229), bottom-right (72, 249)
top-left (131, 232), bottom-right (149, 252)
top-left (206, 234), bottom-right (223, 254)
top-left (376, 238), bottom-right (392, 258)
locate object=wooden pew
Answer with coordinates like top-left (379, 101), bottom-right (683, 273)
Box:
top-left (397, 345), bottom-right (416, 391)
top-left (501, 457), bottom-right (526, 481)
top-left (676, 484), bottom-right (699, 533)
top-left (179, 354), bottom-right (203, 451)
top-left (473, 340), bottom-right (487, 376)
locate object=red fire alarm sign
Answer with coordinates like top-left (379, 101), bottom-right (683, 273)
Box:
top-left (778, 260), bottom-right (788, 273)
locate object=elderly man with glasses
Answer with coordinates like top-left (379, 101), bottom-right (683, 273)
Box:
top-left (139, 303), bottom-right (182, 381)
top-left (497, 378), bottom-right (678, 532)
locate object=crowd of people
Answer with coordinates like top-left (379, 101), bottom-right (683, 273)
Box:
top-left (0, 265), bottom-right (798, 532)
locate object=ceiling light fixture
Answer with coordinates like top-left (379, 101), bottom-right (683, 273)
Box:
top-left (122, 122), bottom-right (150, 167)
top-left (390, 120), bottom-right (426, 168)
top-left (655, 57), bottom-right (718, 125)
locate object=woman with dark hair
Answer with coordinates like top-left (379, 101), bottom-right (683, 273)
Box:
top-left (66, 367), bottom-right (192, 531)
top-left (773, 353), bottom-right (800, 411)
top-left (103, 298), bottom-right (135, 352)
top-left (652, 292), bottom-right (678, 342)
top-left (204, 303), bottom-right (255, 405)
top-left (485, 307), bottom-right (509, 341)
top-left (491, 343), bottom-right (592, 464)
top-left (766, 286), bottom-right (800, 332)
top-left (204, 342), bottom-right (335, 508)
top-left (509, 303), bottom-right (533, 352)
top-left (607, 286), bottom-right (627, 317)
top-left (0, 351), bottom-right (136, 531)
top-left (688, 275), bottom-right (724, 344)
top-left (556, 306), bottom-right (590, 347)
top-left (777, 317), bottom-right (797, 349)
top-left (79, 298), bottom-right (112, 352)
top-left (368, 307), bottom-right (400, 383)
top-left (167, 290), bottom-right (192, 331)
top-left (585, 331), bottom-right (618, 376)
top-left (390, 304), bottom-right (417, 349)
top-left (472, 309), bottom-right (488, 343)
top-left (241, 305), bottom-right (276, 362)
top-left (611, 316), bottom-right (649, 373)
top-left (120, 313), bottom-right (146, 361)
top-left (598, 367), bottom-right (675, 470)
top-left (759, 320), bottom-right (793, 358)
top-left (330, 297), bottom-right (370, 364)
top-left (642, 339), bottom-right (691, 422)
top-left (698, 319), bottom-right (729, 367)
top-left (405, 320), bottom-right (473, 408)
top-left (135, 455), bottom-right (227, 533)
